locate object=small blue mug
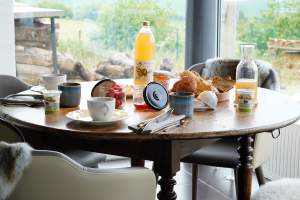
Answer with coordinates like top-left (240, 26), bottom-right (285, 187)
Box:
top-left (58, 82), bottom-right (81, 107)
top-left (169, 92), bottom-right (194, 117)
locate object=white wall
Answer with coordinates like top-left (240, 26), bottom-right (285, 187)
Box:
top-left (0, 0), bottom-right (16, 76)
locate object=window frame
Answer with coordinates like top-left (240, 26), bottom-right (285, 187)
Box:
top-left (185, 0), bottom-right (221, 68)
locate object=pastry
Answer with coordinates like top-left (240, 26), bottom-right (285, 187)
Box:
top-left (212, 76), bottom-right (235, 92)
top-left (172, 75), bottom-right (197, 93)
top-left (172, 71), bottom-right (218, 95)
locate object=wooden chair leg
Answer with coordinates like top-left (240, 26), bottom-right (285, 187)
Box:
top-left (255, 166), bottom-right (266, 186)
top-left (234, 168), bottom-right (239, 200)
top-left (192, 164), bottom-right (198, 200)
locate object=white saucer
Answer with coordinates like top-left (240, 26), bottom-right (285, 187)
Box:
top-left (66, 109), bottom-right (129, 125)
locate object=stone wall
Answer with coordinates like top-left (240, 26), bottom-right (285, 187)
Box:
top-left (15, 19), bottom-right (54, 50)
top-left (94, 53), bottom-right (133, 79)
top-left (16, 46), bottom-right (95, 84)
top-left (15, 19), bottom-right (95, 84)
top-left (15, 19), bottom-right (175, 84)
top-left (267, 39), bottom-right (300, 71)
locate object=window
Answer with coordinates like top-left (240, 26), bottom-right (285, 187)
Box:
top-left (15, 0), bottom-right (186, 84)
top-left (220, 0), bottom-right (300, 101)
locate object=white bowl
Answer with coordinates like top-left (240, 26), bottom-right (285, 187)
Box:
top-left (197, 91), bottom-right (218, 109)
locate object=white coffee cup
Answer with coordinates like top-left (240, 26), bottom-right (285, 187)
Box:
top-left (87, 97), bottom-right (115, 121)
top-left (40, 74), bottom-right (67, 90)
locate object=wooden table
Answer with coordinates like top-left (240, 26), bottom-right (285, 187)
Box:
top-left (1, 81), bottom-right (300, 200)
top-left (14, 3), bottom-right (64, 74)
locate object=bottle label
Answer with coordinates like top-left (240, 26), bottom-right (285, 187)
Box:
top-left (134, 60), bottom-right (153, 84)
top-left (237, 89), bottom-right (255, 112)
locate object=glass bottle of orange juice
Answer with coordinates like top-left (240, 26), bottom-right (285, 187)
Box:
top-left (133, 21), bottom-right (155, 110)
top-left (235, 43), bottom-right (258, 111)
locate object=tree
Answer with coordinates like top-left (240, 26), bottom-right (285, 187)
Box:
top-left (36, 0), bottom-right (73, 19)
top-left (96, 0), bottom-right (178, 53)
top-left (237, 0), bottom-right (300, 57)
top-left (73, 1), bottom-right (102, 21)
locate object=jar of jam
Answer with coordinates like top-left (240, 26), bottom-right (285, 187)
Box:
top-left (91, 79), bottom-right (126, 109)
top-left (153, 70), bottom-right (173, 90)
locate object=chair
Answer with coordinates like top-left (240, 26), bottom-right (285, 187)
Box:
top-left (0, 118), bottom-right (156, 200)
top-left (8, 150), bottom-right (156, 200)
top-left (0, 75), bottom-right (106, 168)
top-left (181, 58), bottom-right (279, 200)
top-left (252, 178), bottom-right (300, 200)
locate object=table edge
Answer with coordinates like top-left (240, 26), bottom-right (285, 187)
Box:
top-left (3, 111), bottom-right (300, 140)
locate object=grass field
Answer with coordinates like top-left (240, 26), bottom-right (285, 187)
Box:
top-left (58, 19), bottom-right (98, 41)
top-left (56, 19), bottom-right (105, 69)
top-left (54, 18), bottom-right (185, 71)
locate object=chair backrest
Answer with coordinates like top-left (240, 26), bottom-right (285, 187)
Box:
top-left (0, 117), bottom-right (25, 143)
top-left (0, 75), bottom-right (31, 98)
top-left (188, 57), bottom-right (278, 168)
top-left (189, 58), bottom-right (239, 80)
top-left (188, 57), bottom-right (280, 90)
top-left (9, 150), bottom-right (156, 200)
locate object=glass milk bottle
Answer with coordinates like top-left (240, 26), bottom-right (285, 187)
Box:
top-left (235, 43), bottom-right (258, 111)
top-left (133, 21), bottom-right (155, 110)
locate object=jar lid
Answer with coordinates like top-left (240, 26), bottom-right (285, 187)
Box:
top-left (153, 70), bottom-right (175, 78)
top-left (143, 82), bottom-right (169, 110)
top-left (42, 90), bottom-right (62, 96)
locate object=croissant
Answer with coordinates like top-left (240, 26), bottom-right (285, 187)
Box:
top-left (171, 70), bottom-right (219, 96)
top-left (171, 75), bottom-right (197, 93)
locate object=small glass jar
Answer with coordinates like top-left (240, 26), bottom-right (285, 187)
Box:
top-left (105, 84), bottom-right (126, 109)
top-left (91, 80), bottom-right (126, 110)
top-left (43, 90), bottom-right (61, 114)
top-left (153, 70), bottom-right (172, 90)
top-left (237, 89), bottom-right (255, 112)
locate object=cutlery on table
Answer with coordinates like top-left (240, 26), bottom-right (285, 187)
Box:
top-left (129, 108), bottom-right (186, 134)
top-left (136, 108), bottom-right (174, 130)
top-left (0, 98), bottom-right (44, 107)
top-left (5, 94), bottom-right (44, 100)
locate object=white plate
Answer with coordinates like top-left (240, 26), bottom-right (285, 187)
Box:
top-left (66, 109), bottom-right (129, 125)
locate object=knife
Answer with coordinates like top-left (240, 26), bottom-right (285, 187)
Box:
top-left (5, 94), bottom-right (44, 100)
top-left (141, 114), bottom-right (186, 134)
top-left (0, 98), bottom-right (44, 107)
top-left (135, 108), bottom-right (174, 131)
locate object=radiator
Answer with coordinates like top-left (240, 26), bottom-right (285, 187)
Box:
top-left (263, 123), bottom-right (300, 179)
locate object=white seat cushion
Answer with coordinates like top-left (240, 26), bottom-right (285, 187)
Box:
top-left (252, 178), bottom-right (300, 200)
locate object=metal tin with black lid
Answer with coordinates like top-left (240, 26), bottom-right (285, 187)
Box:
top-left (143, 82), bottom-right (169, 110)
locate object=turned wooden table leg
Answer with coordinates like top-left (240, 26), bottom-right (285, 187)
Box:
top-left (237, 136), bottom-right (253, 200)
top-left (157, 173), bottom-right (177, 200)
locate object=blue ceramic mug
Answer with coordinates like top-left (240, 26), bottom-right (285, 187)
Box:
top-left (169, 92), bottom-right (194, 117)
top-left (58, 83), bottom-right (81, 107)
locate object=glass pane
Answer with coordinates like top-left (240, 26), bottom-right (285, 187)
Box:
top-left (15, 0), bottom-right (186, 85)
top-left (220, 0), bottom-right (300, 102)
